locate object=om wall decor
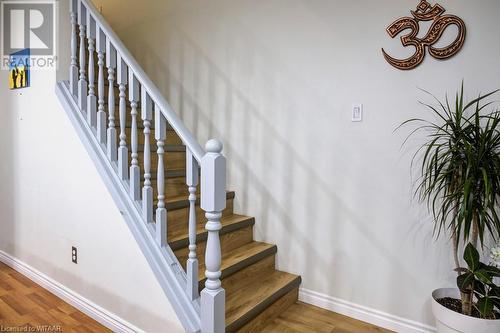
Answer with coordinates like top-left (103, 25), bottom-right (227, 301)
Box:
top-left (382, 0), bottom-right (466, 70)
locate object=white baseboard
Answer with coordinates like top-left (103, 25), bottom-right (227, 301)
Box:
top-left (299, 288), bottom-right (436, 333)
top-left (0, 250), bottom-right (144, 333)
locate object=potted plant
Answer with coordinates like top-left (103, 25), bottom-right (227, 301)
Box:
top-left (401, 84), bottom-right (500, 332)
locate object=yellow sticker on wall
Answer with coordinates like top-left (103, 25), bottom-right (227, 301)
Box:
top-left (9, 49), bottom-right (30, 90)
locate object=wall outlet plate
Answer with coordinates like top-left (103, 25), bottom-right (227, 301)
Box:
top-left (72, 246), bottom-right (78, 264)
top-left (352, 104), bottom-right (363, 122)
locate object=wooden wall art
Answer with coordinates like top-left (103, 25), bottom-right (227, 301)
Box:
top-left (382, 0), bottom-right (466, 70)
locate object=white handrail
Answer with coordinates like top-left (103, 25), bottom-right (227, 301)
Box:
top-left (80, 0), bottom-right (205, 162)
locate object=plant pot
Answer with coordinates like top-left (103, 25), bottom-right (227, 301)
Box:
top-left (432, 288), bottom-right (500, 333)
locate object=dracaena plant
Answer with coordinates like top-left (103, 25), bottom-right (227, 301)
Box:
top-left (457, 244), bottom-right (500, 318)
top-left (400, 83), bottom-right (500, 317)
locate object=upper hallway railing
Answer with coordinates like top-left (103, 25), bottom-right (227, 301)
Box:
top-left (66, 0), bottom-right (227, 331)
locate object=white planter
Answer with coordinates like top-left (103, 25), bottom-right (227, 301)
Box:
top-left (431, 288), bottom-right (500, 333)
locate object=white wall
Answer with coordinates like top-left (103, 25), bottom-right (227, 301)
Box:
top-left (0, 1), bottom-right (183, 332)
top-left (90, 0), bottom-right (500, 329)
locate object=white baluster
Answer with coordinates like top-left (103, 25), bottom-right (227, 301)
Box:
top-left (155, 107), bottom-right (167, 247)
top-left (117, 56), bottom-right (128, 180)
top-left (129, 71), bottom-right (141, 200)
top-left (141, 90), bottom-right (153, 223)
top-left (187, 149), bottom-right (199, 301)
top-left (77, 2), bottom-right (87, 111)
top-left (69, 0), bottom-right (78, 95)
top-left (106, 41), bottom-right (117, 162)
top-left (86, 13), bottom-right (97, 127)
top-left (96, 27), bottom-right (106, 144)
top-left (200, 139), bottom-right (226, 333)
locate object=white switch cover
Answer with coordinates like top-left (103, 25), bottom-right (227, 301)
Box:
top-left (352, 104), bottom-right (363, 122)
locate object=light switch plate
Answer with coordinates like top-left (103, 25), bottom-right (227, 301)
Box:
top-left (352, 104), bottom-right (363, 122)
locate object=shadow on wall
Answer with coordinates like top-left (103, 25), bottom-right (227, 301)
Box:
top-left (117, 18), bottom-right (435, 316)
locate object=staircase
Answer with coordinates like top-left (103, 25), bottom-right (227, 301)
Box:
top-left (57, 1), bottom-right (302, 332)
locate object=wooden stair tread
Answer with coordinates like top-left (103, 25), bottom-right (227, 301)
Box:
top-left (141, 169), bottom-right (185, 181)
top-left (198, 242), bottom-right (277, 282)
top-left (164, 191), bottom-right (235, 211)
top-left (136, 144), bottom-right (186, 152)
top-left (226, 270), bottom-right (301, 331)
top-left (168, 214), bottom-right (254, 250)
top-left (125, 123), bottom-right (176, 131)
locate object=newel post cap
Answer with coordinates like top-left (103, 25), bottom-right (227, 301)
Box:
top-left (205, 139), bottom-right (223, 154)
top-left (201, 139), bottom-right (226, 212)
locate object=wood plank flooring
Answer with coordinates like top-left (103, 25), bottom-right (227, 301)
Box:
top-left (0, 262), bottom-right (110, 332)
top-left (259, 302), bottom-right (393, 333)
top-left (0, 260), bottom-right (393, 333)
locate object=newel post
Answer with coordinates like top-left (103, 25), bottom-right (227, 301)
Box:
top-left (200, 139), bottom-right (226, 333)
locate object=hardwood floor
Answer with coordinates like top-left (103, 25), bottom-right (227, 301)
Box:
top-left (0, 262), bottom-right (110, 332)
top-left (259, 302), bottom-right (393, 333)
top-left (0, 261), bottom-right (392, 333)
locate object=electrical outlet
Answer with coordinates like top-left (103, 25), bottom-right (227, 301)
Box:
top-left (72, 246), bottom-right (78, 264)
top-left (352, 104), bottom-right (363, 122)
